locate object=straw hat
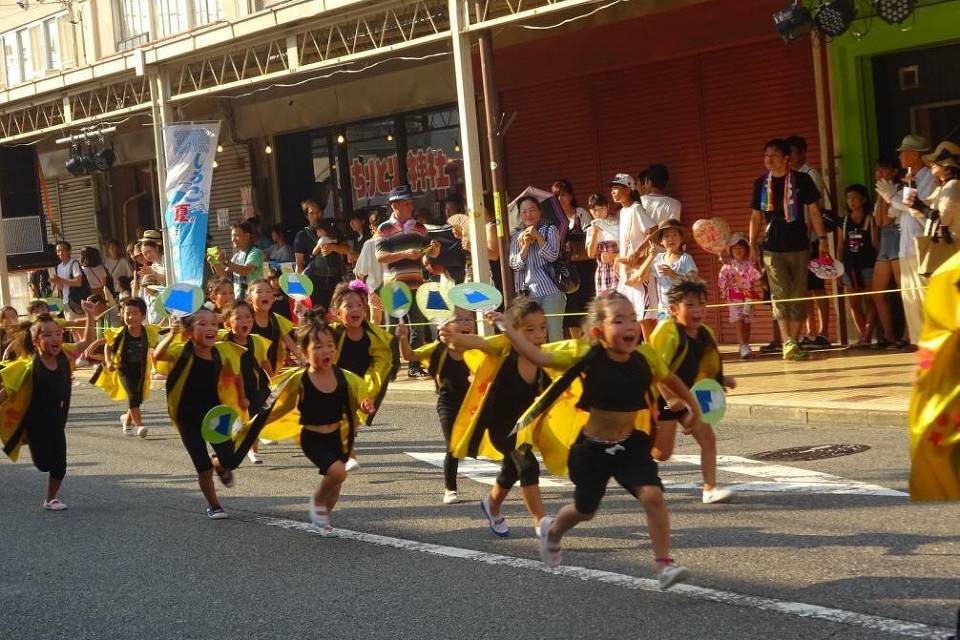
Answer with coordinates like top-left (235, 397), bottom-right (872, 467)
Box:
top-left (139, 229), bottom-right (163, 244)
top-left (651, 219), bottom-right (691, 245)
top-left (896, 134), bottom-right (930, 153)
top-left (922, 141), bottom-right (960, 169)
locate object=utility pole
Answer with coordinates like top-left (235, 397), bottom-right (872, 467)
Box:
top-left (477, 28), bottom-right (513, 304)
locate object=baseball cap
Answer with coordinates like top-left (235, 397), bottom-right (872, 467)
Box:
top-left (608, 173), bottom-right (635, 190)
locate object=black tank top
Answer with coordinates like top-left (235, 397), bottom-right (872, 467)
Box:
top-left (338, 331), bottom-right (371, 377)
top-left (23, 354), bottom-right (71, 429)
top-left (577, 350), bottom-right (652, 412)
top-left (437, 352), bottom-right (470, 407)
top-left (182, 356), bottom-right (219, 409)
top-left (299, 372), bottom-right (346, 425)
top-left (478, 351), bottom-right (542, 437)
top-left (843, 214), bottom-right (877, 268)
top-left (252, 316), bottom-right (281, 367)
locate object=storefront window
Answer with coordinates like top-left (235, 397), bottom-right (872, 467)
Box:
top-left (404, 107), bottom-right (463, 218)
top-left (345, 118), bottom-right (401, 212)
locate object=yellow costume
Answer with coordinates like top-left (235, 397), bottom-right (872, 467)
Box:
top-left (218, 330), bottom-right (273, 420)
top-left (255, 313), bottom-right (295, 373)
top-left (163, 341), bottom-right (245, 434)
top-left (511, 340), bottom-right (669, 476)
top-left (1, 345), bottom-right (81, 462)
top-left (648, 320), bottom-right (722, 386)
top-left (91, 325), bottom-right (162, 403)
top-left (331, 320), bottom-right (392, 401)
top-left (242, 366), bottom-right (369, 456)
top-left (908, 251), bottom-right (960, 500)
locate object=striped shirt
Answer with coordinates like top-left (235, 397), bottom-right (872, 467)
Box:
top-left (375, 217), bottom-right (430, 288)
top-left (509, 223), bottom-right (561, 297)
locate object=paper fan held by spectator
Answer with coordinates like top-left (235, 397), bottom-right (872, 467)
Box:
top-left (908, 250), bottom-right (960, 500)
top-left (807, 256), bottom-right (845, 280)
top-left (692, 218), bottom-right (731, 255)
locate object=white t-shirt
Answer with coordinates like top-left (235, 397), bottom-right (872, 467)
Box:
top-left (889, 166), bottom-right (937, 258)
top-left (354, 237), bottom-right (384, 291)
top-left (616, 202), bottom-right (658, 315)
top-left (640, 194), bottom-right (681, 226)
top-left (142, 261), bottom-right (166, 324)
top-left (55, 259), bottom-right (83, 306)
top-left (104, 256), bottom-right (134, 283)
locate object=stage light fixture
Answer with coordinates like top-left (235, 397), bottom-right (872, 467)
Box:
top-left (65, 142), bottom-right (86, 176)
top-left (874, 0), bottom-right (915, 25)
top-left (93, 138), bottom-right (116, 172)
top-left (773, 1), bottom-right (813, 43)
top-left (815, 0), bottom-right (857, 37)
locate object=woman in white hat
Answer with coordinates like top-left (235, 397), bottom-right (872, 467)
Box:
top-left (906, 141), bottom-right (960, 239)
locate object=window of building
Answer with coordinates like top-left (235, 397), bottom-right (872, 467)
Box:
top-left (194, 0), bottom-right (225, 25)
top-left (404, 107), bottom-right (463, 218)
top-left (115, 0), bottom-right (223, 50)
top-left (17, 29), bottom-right (32, 82)
top-left (44, 18), bottom-right (60, 71)
top-left (2, 31), bottom-right (20, 86)
top-left (116, 0), bottom-right (151, 50)
top-left (156, 0), bottom-right (188, 38)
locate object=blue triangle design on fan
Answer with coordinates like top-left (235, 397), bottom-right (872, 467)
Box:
top-left (286, 279), bottom-right (307, 296)
top-left (166, 288), bottom-right (195, 314)
top-left (464, 290), bottom-right (489, 304)
top-left (392, 286), bottom-right (409, 309)
top-left (214, 413), bottom-right (233, 437)
top-left (695, 389), bottom-right (721, 412)
top-left (426, 289), bottom-right (449, 311)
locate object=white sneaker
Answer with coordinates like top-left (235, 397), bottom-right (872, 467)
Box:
top-left (739, 344), bottom-right (752, 360)
top-left (480, 496), bottom-right (509, 537)
top-left (702, 487), bottom-right (735, 504)
top-left (657, 563), bottom-right (691, 590)
top-left (443, 490), bottom-right (461, 505)
top-left (120, 414), bottom-right (134, 436)
top-left (538, 516), bottom-right (562, 568)
top-left (137, 426), bottom-right (149, 438)
top-left (206, 506), bottom-right (228, 520)
top-left (247, 450), bottom-right (263, 465)
top-left (345, 458), bottom-right (360, 472)
top-left (42, 498), bottom-right (68, 511)
top-left (259, 438), bottom-right (275, 446)
top-left (309, 500), bottom-right (329, 528)
top-left (75, 358), bottom-right (89, 368)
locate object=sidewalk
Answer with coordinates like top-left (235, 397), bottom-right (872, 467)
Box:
top-left (385, 346), bottom-right (914, 427)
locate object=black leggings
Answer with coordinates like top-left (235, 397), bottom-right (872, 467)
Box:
top-left (27, 423), bottom-right (66, 480)
top-left (118, 366), bottom-right (144, 409)
top-left (436, 398), bottom-right (460, 492)
top-left (177, 405), bottom-right (236, 473)
top-left (491, 431), bottom-right (539, 489)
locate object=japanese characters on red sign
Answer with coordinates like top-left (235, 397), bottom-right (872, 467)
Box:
top-left (350, 147), bottom-right (453, 201)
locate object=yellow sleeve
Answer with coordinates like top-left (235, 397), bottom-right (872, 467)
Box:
top-left (251, 335), bottom-right (272, 365)
top-left (648, 319), bottom-right (679, 369)
top-left (365, 326), bottom-right (392, 398)
top-left (215, 341), bottom-right (246, 374)
top-left (410, 341), bottom-right (439, 365)
top-left (0, 359), bottom-right (29, 394)
top-left (145, 325), bottom-right (162, 348)
top-left (637, 343), bottom-right (669, 383)
top-left (541, 338), bottom-right (590, 372)
top-left (275, 314), bottom-right (294, 337)
top-left (101, 327), bottom-right (121, 345)
top-left (163, 341), bottom-right (185, 362)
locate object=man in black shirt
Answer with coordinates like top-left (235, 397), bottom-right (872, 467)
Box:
top-left (748, 139), bottom-right (828, 361)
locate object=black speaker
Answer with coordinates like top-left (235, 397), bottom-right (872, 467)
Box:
top-left (0, 146), bottom-right (54, 270)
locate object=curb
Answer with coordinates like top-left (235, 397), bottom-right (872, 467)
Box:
top-left (384, 388), bottom-right (907, 427)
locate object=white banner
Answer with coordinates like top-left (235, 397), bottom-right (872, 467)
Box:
top-left (162, 122), bottom-right (221, 286)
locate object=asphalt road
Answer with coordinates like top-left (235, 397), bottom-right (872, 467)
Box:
top-left (1, 383), bottom-right (958, 640)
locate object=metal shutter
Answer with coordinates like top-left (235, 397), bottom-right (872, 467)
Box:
top-left (699, 39), bottom-right (822, 343)
top-left (48, 176), bottom-right (99, 249)
top-left (207, 143), bottom-right (253, 255)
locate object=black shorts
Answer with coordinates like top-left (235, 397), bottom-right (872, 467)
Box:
top-left (26, 421), bottom-right (67, 480)
top-left (300, 429), bottom-right (348, 475)
top-left (568, 430), bottom-right (662, 514)
top-left (178, 405), bottom-right (235, 473)
top-left (656, 394), bottom-right (689, 422)
top-left (118, 366), bottom-right (144, 409)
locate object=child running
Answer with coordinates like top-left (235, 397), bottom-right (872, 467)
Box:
top-left (718, 233), bottom-right (762, 360)
top-left (650, 220), bottom-right (698, 320)
top-left (92, 298), bottom-right (160, 438)
top-left (442, 298), bottom-right (549, 538)
top-left (0, 300), bottom-right (98, 510)
top-left (398, 307), bottom-right (476, 504)
top-left (492, 292), bottom-right (701, 589)
top-left (328, 281), bottom-right (391, 471)
top-left (154, 308), bottom-right (246, 519)
top-left (650, 278), bottom-right (737, 505)
top-left (248, 310), bottom-right (371, 536)
top-left (247, 278), bottom-right (300, 372)
top-left (221, 300), bottom-right (274, 464)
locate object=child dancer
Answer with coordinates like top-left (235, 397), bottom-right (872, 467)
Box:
top-left (650, 278), bottom-right (737, 505)
top-left (718, 233), bottom-right (762, 360)
top-left (398, 307), bottom-right (475, 504)
top-left (208, 277), bottom-right (235, 325)
top-left (154, 308), bottom-right (246, 519)
top-left (493, 292), bottom-right (701, 589)
top-left (247, 310), bottom-right (370, 536)
top-left (221, 300), bottom-right (274, 464)
top-left (585, 193), bottom-right (620, 296)
top-left (93, 298), bottom-right (160, 438)
top-left (650, 220), bottom-right (698, 320)
top-left (442, 299), bottom-right (549, 538)
top-left (0, 300), bottom-right (97, 510)
top-left (248, 278), bottom-right (299, 372)
top-left (328, 281), bottom-right (390, 470)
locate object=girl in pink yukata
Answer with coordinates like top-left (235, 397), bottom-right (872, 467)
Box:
top-left (718, 233), bottom-right (762, 359)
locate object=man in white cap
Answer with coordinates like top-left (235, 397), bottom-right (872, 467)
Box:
top-left (875, 134), bottom-right (935, 344)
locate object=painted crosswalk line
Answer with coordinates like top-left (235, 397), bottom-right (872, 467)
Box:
top-left (404, 451), bottom-right (907, 497)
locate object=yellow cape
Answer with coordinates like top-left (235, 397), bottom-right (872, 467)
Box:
top-left (908, 251), bottom-right (960, 500)
top-left (91, 324), bottom-right (161, 403)
top-left (512, 339), bottom-right (669, 476)
top-left (245, 366), bottom-right (369, 455)
top-left (331, 320), bottom-right (392, 401)
top-left (1, 345), bottom-right (81, 462)
top-left (217, 330), bottom-right (273, 420)
top-left (259, 313), bottom-right (295, 373)
top-left (449, 334), bottom-right (513, 462)
top-left (164, 341), bottom-right (246, 434)
top-left (649, 319), bottom-right (722, 385)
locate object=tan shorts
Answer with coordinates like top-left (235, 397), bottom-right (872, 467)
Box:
top-left (762, 250), bottom-right (809, 322)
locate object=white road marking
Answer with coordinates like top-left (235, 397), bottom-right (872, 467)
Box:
top-left (257, 515), bottom-right (948, 639)
top-left (404, 452), bottom-right (908, 497)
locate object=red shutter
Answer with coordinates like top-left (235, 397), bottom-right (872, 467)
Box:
top-left (497, 36), bottom-right (820, 343)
